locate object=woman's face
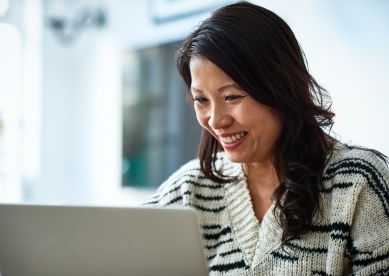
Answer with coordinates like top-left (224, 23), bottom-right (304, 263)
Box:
top-left (190, 58), bottom-right (282, 166)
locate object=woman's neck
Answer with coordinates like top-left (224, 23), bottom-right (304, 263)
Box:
top-left (243, 162), bottom-right (279, 222)
top-left (243, 162), bottom-right (279, 190)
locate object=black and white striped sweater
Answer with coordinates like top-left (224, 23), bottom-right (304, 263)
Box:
top-left (143, 146), bottom-right (389, 275)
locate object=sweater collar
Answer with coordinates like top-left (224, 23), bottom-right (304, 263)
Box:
top-left (220, 155), bottom-right (283, 267)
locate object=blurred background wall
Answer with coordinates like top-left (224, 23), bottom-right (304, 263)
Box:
top-left (0, 0), bottom-right (388, 206)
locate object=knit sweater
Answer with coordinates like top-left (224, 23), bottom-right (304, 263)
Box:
top-left (143, 145), bottom-right (389, 275)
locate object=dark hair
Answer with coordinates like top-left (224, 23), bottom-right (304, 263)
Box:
top-left (176, 1), bottom-right (336, 245)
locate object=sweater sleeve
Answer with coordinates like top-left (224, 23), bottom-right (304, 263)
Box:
top-left (347, 151), bottom-right (389, 275)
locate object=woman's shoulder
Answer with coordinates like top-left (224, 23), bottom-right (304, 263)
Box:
top-left (327, 143), bottom-right (388, 170)
top-left (142, 158), bottom-right (201, 206)
top-left (142, 153), bottom-right (232, 206)
top-left (165, 151), bottom-right (234, 182)
top-left (167, 157), bottom-right (203, 182)
top-left (324, 143), bottom-right (389, 186)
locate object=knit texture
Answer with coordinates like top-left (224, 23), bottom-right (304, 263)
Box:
top-left (143, 145), bottom-right (389, 275)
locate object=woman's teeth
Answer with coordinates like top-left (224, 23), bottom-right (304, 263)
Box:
top-left (221, 132), bottom-right (247, 144)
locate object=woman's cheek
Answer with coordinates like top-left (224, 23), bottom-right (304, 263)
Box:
top-left (195, 110), bottom-right (207, 128)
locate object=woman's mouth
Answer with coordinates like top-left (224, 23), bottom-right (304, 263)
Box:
top-left (221, 132), bottom-right (248, 144)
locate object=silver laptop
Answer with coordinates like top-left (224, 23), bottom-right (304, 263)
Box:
top-left (0, 204), bottom-right (209, 276)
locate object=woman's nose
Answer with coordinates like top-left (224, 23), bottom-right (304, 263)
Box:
top-left (207, 105), bottom-right (232, 130)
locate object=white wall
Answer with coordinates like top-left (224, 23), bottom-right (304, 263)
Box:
top-left (0, 23), bottom-right (22, 202)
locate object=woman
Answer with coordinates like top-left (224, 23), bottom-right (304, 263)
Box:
top-left (143, 2), bottom-right (389, 275)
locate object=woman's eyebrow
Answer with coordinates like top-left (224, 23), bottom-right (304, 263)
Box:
top-left (190, 86), bottom-right (203, 93)
top-left (191, 83), bottom-right (242, 93)
top-left (217, 83), bottom-right (242, 92)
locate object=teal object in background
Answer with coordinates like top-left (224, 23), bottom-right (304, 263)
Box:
top-left (121, 42), bottom-right (201, 188)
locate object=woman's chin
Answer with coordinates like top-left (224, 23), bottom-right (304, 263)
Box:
top-left (224, 152), bottom-right (246, 164)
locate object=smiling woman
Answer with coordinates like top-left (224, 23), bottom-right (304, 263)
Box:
top-left (142, 1), bottom-right (389, 275)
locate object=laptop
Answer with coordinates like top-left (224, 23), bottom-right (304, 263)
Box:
top-left (0, 204), bottom-right (209, 276)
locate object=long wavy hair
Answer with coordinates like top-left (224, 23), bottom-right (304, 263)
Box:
top-left (176, 1), bottom-right (337, 245)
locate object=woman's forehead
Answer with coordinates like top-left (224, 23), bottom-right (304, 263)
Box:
top-left (189, 59), bottom-right (236, 89)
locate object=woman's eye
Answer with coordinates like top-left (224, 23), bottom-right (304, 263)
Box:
top-left (224, 95), bottom-right (243, 102)
top-left (193, 97), bottom-right (208, 103)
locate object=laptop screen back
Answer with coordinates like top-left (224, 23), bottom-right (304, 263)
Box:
top-left (0, 204), bottom-right (209, 276)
